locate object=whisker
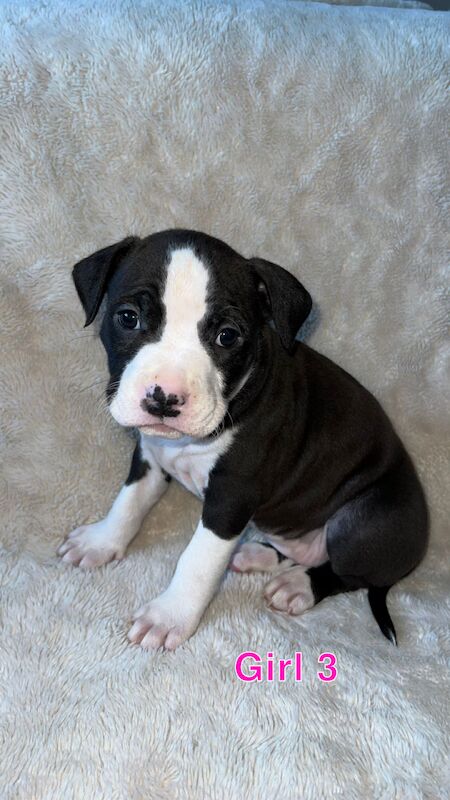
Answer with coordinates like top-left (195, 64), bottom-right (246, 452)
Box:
top-left (75, 378), bottom-right (107, 395)
top-left (211, 418), bottom-right (226, 438)
top-left (64, 332), bottom-right (98, 343)
top-left (93, 391), bottom-right (113, 419)
top-left (226, 410), bottom-right (235, 430)
top-left (95, 402), bottom-right (109, 420)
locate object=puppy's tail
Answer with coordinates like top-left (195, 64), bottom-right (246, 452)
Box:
top-left (368, 586), bottom-right (397, 645)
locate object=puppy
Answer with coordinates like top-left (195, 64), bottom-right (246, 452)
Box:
top-left (59, 229), bottom-right (429, 649)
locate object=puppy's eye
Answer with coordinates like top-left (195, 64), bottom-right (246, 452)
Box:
top-left (115, 308), bottom-right (140, 330)
top-left (216, 327), bottom-right (240, 348)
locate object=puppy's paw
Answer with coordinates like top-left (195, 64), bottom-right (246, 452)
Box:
top-left (128, 593), bottom-right (199, 651)
top-left (57, 522), bottom-right (126, 568)
top-left (264, 566), bottom-right (315, 616)
top-left (229, 541), bottom-right (285, 573)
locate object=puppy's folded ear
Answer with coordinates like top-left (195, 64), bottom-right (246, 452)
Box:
top-left (249, 257), bottom-right (312, 351)
top-left (72, 237), bottom-right (138, 326)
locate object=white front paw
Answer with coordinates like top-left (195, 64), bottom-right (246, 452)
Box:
top-left (57, 521), bottom-right (126, 568)
top-left (128, 593), bottom-right (200, 651)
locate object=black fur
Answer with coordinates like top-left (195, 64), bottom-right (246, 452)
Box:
top-left (306, 562), bottom-right (397, 643)
top-left (73, 237), bottom-right (138, 326)
top-left (249, 257), bottom-right (312, 352)
top-left (203, 333), bottom-right (428, 640)
top-left (125, 442), bottom-right (150, 486)
top-left (368, 587), bottom-right (397, 645)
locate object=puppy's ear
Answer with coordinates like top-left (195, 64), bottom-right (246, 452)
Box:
top-left (249, 257), bottom-right (312, 351)
top-left (72, 237), bottom-right (138, 326)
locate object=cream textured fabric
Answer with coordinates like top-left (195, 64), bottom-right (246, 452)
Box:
top-left (0, 1), bottom-right (449, 798)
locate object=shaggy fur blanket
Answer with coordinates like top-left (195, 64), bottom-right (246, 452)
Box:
top-left (0, 1), bottom-right (448, 798)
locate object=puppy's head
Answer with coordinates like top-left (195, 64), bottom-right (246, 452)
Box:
top-left (73, 230), bottom-right (311, 439)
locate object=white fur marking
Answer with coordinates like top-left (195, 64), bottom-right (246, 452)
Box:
top-left (128, 520), bottom-right (238, 650)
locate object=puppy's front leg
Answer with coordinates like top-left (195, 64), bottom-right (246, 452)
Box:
top-left (128, 521), bottom-right (239, 651)
top-left (58, 442), bottom-right (169, 568)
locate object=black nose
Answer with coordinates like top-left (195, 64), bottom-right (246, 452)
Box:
top-left (140, 385), bottom-right (182, 418)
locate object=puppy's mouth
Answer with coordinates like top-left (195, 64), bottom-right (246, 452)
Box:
top-left (138, 422), bottom-right (185, 439)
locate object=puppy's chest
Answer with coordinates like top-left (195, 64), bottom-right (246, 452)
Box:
top-left (141, 431), bottom-right (234, 500)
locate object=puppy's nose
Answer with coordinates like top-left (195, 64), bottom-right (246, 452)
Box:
top-left (141, 384), bottom-right (187, 418)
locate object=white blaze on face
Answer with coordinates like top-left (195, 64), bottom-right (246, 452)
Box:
top-left (110, 247), bottom-right (226, 437)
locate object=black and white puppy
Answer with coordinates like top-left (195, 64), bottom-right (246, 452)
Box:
top-left (59, 229), bottom-right (429, 649)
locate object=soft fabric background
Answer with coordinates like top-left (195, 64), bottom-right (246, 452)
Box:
top-left (0, 1), bottom-right (449, 798)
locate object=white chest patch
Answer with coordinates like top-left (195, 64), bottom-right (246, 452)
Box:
top-left (141, 430), bottom-right (235, 499)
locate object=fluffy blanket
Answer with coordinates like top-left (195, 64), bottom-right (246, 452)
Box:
top-left (0, 1), bottom-right (448, 798)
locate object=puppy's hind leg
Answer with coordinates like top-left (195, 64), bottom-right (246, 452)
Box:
top-left (231, 527), bottom-right (327, 574)
top-left (305, 464), bottom-right (428, 643)
top-left (229, 541), bottom-right (293, 573)
top-left (58, 441), bottom-right (169, 568)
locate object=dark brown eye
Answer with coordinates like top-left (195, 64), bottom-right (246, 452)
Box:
top-left (116, 308), bottom-right (140, 330)
top-left (216, 327), bottom-right (240, 348)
